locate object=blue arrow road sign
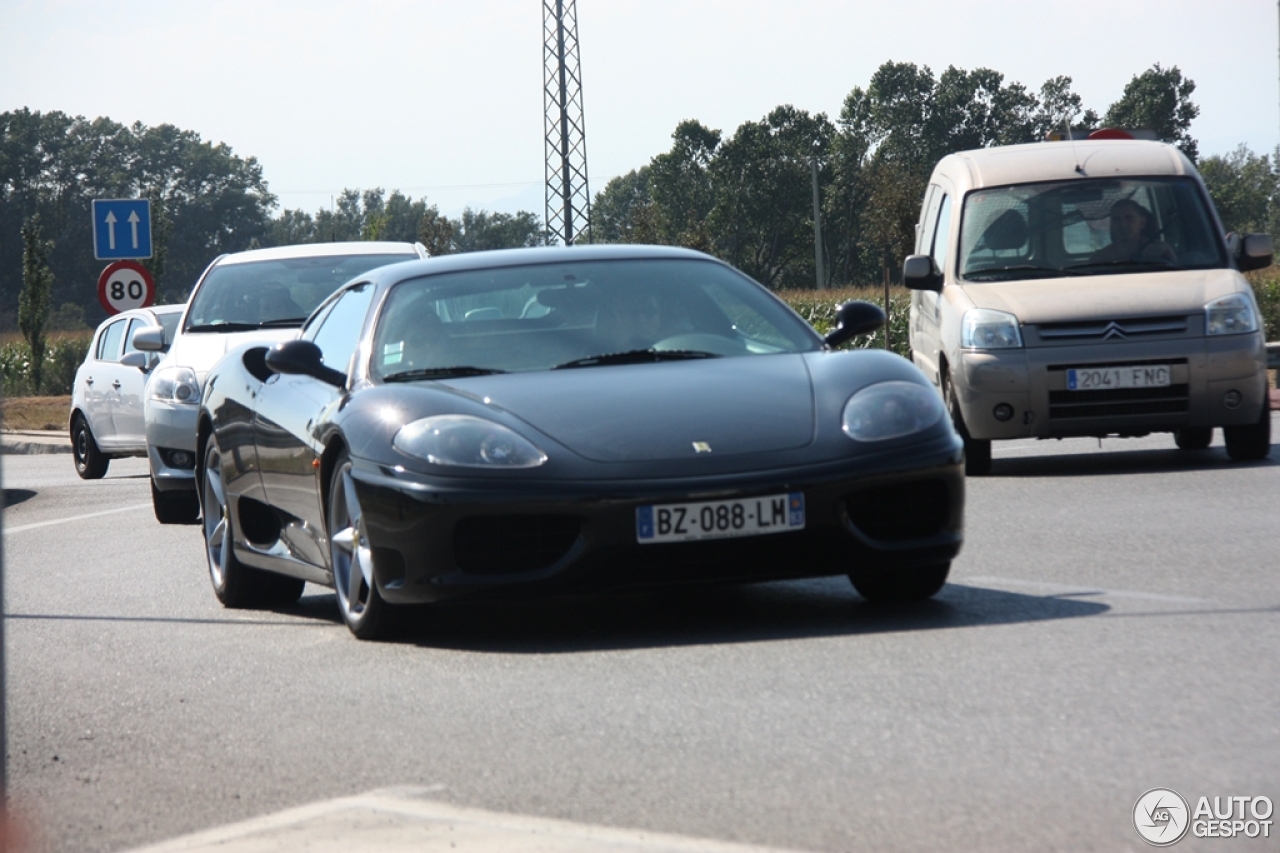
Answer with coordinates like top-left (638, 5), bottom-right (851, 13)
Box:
top-left (92, 199), bottom-right (152, 260)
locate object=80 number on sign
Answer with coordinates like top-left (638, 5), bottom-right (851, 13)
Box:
top-left (97, 260), bottom-right (156, 315)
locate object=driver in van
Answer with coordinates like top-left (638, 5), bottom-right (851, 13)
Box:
top-left (1091, 199), bottom-right (1177, 264)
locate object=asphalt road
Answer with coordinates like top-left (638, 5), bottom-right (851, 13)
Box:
top-left (3, 422), bottom-right (1278, 852)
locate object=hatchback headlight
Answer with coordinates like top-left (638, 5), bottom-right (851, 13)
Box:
top-left (843, 381), bottom-right (946, 442)
top-left (148, 366), bottom-right (200, 405)
top-left (1205, 293), bottom-right (1259, 336)
top-left (961, 308), bottom-right (1023, 349)
top-left (394, 415), bottom-right (548, 468)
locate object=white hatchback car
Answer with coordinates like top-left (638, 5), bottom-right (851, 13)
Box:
top-left (70, 303), bottom-right (185, 479)
top-left (136, 241), bottom-right (428, 523)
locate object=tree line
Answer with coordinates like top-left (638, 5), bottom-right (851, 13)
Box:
top-left (3, 59), bottom-right (1279, 336)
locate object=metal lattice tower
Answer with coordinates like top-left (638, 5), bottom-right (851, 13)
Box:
top-left (543, 0), bottom-right (591, 245)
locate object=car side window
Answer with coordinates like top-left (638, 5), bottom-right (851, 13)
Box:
top-left (123, 318), bottom-right (147, 355)
top-left (97, 318), bottom-right (128, 362)
top-left (931, 194), bottom-right (953, 275)
top-left (308, 284), bottom-right (375, 374)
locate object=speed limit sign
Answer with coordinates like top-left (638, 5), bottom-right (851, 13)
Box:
top-left (97, 260), bottom-right (156, 315)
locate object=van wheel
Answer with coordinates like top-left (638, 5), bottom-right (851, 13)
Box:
top-left (1173, 427), bottom-right (1212, 450)
top-left (946, 371), bottom-right (991, 476)
top-left (1224, 405), bottom-right (1271, 461)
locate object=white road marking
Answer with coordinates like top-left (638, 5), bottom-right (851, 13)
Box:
top-left (3, 502), bottom-right (155, 535)
top-left (963, 575), bottom-right (1208, 604)
top-left (124, 787), bottom-right (813, 853)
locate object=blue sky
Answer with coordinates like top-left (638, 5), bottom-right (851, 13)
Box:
top-left (2, 0), bottom-right (1276, 219)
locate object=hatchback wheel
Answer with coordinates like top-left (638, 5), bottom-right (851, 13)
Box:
top-left (202, 442), bottom-right (303, 608)
top-left (851, 562), bottom-right (951, 602)
top-left (71, 414), bottom-right (109, 479)
top-left (1224, 404), bottom-right (1271, 461)
top-left (329, 450), bottom-right (395, 640)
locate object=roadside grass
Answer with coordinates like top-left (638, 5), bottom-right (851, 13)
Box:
top-left (0, 396), bottom-right (71, 431)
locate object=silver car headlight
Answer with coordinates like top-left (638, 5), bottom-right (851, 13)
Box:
top-left (842, 381), bottom-right (946, 442)
top-left (393, 415), bottom-right (548, 468)
top-left (148, 366), bottom-right (200, 405)
top-left (1205, 293), bottom-right (1259, 336)
top-left (961, 308), bottom-right (1023, 349)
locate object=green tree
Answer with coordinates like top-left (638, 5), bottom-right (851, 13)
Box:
top-left (417, 206), bottom-right (455, 256)
top-left (648, 120), bottom-right (721, 246)
top-left (590, 167), bottom-right (652, 243)
top-left (19, 214), bottom-right (53, 392)
top-left (1103, 64), bottom-right (1199, 159)
top-left (451, 209), bottom-right (547, 253)
top-left (1199, 144), bottom-right (1280, 237)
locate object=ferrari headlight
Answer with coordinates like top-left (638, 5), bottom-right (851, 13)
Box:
top-left (843, 381), bottom-right (945, 442)
top-left (148, 366), bottom-right (200, 405)
top-left (393, 415), bottom-right (548, 468)
top-left (961, 308), bottom-right (1023, 349)
top-left (1205, 293), bottom-right (1259, 336)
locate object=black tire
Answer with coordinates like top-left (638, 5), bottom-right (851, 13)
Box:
top-left (328, 449), bottom-right (396, 640)
top-left (71, 414), bottom-right (109, 480)
top-left (151, 478), bottom-right (200, 524)
top-left (202, 442), bottom-right (304, 608)
top-left (851, 562), bottom-right (951, 602)
top-left (1224, 403), bottom-right (1272, 462)
top-left (1173, 427), bottom-right (1213, 450)
top-left (945, 371), bottom-right (992, 476)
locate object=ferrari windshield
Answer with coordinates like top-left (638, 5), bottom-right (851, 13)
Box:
top-left (372, 258), bottom-right (819, 379)
top-left (186, 253), bottom-right (416, 331)
top-left (958, 177), bottom-right (1226, 282)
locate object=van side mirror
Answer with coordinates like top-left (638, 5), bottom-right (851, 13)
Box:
top-left (823, 300), bottom-right (886, 348)
top-left (902, 255), bottom-right (943, 292)
top-left (1237, 233), bottom-right (1273, 272)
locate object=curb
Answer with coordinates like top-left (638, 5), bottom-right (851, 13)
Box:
top-left (0, 430), bottom-right (71, 455)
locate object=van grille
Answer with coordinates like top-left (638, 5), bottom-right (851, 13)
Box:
top-left (1031, 315), bottom-right (1190, 345)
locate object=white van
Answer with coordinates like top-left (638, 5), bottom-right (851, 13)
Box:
top-left (903, 138), bottom-right (1271, 475)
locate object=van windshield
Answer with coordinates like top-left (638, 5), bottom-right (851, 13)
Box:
top-left (958, 178), bottom-right (1226, 282)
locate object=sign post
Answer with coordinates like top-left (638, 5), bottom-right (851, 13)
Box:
top-left (92, 199), bottom-right (153, 260)
top-left (97, 260), bottom-right (156, 315)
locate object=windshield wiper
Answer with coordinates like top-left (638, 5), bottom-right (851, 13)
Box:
top-left (183, 322), bottom-right (266, 333)
top-left (382, 366), bottom-right (508, 382)
top-left (964, 264), bottom-right (1065, 281)
top-left (258, 317), bottom-right (309, 327)
top-left (553, 348), bottom-right (721, 369)
top-left (1062, 259), bottom-right (1178, 274)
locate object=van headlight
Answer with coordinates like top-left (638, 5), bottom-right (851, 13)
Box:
top-left (961, 308), bottom-right (1023, 349)
top-left (148, 366), bottom-right (200, 404)
top-left (843, 381), bottom-right (946, 442)
top-left (394, 415), bottom-right (548, 468)
top-left (1205, 293), bottom-right (1259, 335)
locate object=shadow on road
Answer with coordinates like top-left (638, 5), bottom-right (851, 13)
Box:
top-left (3, 488), bottom-right (35, 507)
top-left (990, 444), bottom-right (1276, 478)
top-left (366, 577), bottom-right (1113, 653)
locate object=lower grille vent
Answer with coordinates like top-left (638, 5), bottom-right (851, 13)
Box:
top-left (454, 515), bottom-right (582, 575)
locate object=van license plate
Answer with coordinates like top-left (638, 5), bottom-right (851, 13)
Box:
top-left (636, 493), bottom-right (805, 544)
top-left (1067, 365), bottom-right (1171, 391)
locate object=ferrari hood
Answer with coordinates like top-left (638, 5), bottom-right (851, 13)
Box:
top-left (165, 328), bottom-right (300, 382)
top-left (444, 355), bottom-right (817, 463)
top-left (957, 268), bottom-right (1246, 324)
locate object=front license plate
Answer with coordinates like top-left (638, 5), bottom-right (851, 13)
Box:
top-left (636, 492), bottom-right (805, 544)
top-left (1066, 364), bottom-right (1170, 391)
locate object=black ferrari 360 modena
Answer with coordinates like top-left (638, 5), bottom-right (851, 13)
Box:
top-left (197, 245), bottom-right (964, 639)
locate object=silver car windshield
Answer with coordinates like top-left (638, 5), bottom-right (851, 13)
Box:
top-left (371, 258), bottom-right (819, 380)
top-left (958, 177), bottom-right (1226, 282)
top-left (185, 253), bottom-right (415, 331)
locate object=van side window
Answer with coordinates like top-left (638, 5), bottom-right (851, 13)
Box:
top-left (916, 185), bottom-right (940, 255)
top-left (931, 194), bottom-right (953, 273)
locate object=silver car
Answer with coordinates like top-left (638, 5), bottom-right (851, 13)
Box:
top-left (904, 138), bottom-right (1272, 475)
top-left (137, 241), bottom-right (429, 523)
top-left (70, 304), bottom-right (185, 479)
